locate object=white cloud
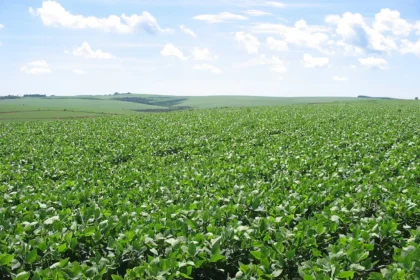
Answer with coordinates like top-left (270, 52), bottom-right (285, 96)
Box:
top-left (358, 57), bottom-right (388, 70)
top-left (20, 60), bottom-right (51, 74)
top-left (73, 42), bottom-right (115, 59)
top-left (242, 54), bottom-right (288, 73)
top-left (267, 37), bottom-right (288, 51)
top-left (192, 47), bottom-right (218, 61)
top-left (235, 31), bottom-right (260, 54)
top-left (194, 12), bottom-right (248, 23)
top-left (350, 64), bottom-right (357, 69)
top-left (161, 43), bottom-right (187, 60)
top-left (30, 0), bottom-right (170, 34)
top-left (326, 12), bottom-right (398, 53)
top-left (244, 10), bottom-right (272, 17)
top-left (332, 76), bottom-right (348, 81)
top-left (400, 39), bottom-right (420, 57)
top-left (335, 41), bottom-right (365, 56)
top-left (373, 9), bottom-right (413, 36)
top-left (73, 69), bottom-right (86, 74)
top-left (252, 20), bottom-right (332, 54)
top-left (180, 25), bottom-right (197, 37)
top-left (265, 1), bottom-right (287, 8)
top-left (28, 61), bottom-right (49, 67)
top-left (303, 54), bottom-right (330, 68)
top-left (267, 56), bottom-right (288, 73)
top-left (193, 64), bottom-right (222, 74)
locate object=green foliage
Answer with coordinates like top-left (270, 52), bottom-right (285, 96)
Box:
top-left (0, 101), bottom-right (420, 279)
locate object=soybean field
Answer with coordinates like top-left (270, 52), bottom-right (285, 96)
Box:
top-left (1, 101), bottom-right (420, 279)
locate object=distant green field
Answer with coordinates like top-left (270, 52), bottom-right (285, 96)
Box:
top-left (0, 98), bottom-right (163, 113)
top-left (0, 110), bottom-right (105, 121)
top-left (0, 94), bottom-right (370, 121)
top-left (180, 96), bottom-right (358, 108)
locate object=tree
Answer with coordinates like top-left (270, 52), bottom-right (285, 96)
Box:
top-left (416, 97), bottom-right (418, 100)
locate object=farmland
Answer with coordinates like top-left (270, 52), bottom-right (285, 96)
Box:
top-left (0, 94), bottom-right (359, 121)
top-left (1, 100), bottom-right (420, 279)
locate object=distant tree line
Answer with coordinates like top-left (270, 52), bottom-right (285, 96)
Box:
top-left (0, 95), bottom-right (21, 100)
top-left (23, 94), bottom-right (47, 98)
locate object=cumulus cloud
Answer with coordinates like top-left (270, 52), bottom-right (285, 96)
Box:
top-left (303, 54), bottom-right (330, 68)
top-left (194, 12), bottom-right (248, 23)
top-left (20, 60), bottom-right (52, 74)
top-left (161, 43), bottom-right (187, 60)
top-left (373, 9), bottom-right (413, 36)
top-left (267, 37), bottom-right (288, 51)
top-left (235, 31), bottom-right (260, 54)
top-left (358, 57), bottom-right (388, 70)
top-left (180, 25), bottom-right (197, 37)
top-left (192, 47), bottom-right (218, 61)
top-left (332, 76), bottom-right (348, 81)
top-left (330, 9), bottom-right (420, 56)
top-left (73, 42), bottom-right (115, 59)
top-left (244, 10), bottom-right (272, 17)
top-left (252, 20), bottom-right (333, 54)
top-left (252, 8), bottom-right (420, 57)
top-left (73, 69), bottom-right (86, 74)
top-left (29, 0), bottom-right (170, 34)
top-left (193, 64), bottom-right (222, 74)
top-left (326, 11), bottom-right (399, 53)
top-left (400, 39), bottom-right (420, 57)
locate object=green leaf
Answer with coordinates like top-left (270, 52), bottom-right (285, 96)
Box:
top-left (44, 216), bottom-right (59, 225)
top-left (84, 227), bottom-right (96, 237)
top-left (179, 273), bottom-right (193, 279)
top-left (286, 249), bottom-right (296, 259)
top-left (350, 264), bottom-right (365, 271)
top-left (331, 215), bottom-right (340, 223)
top-left (0, 254), bottom-right (14, 266)
top-left (57, 244), bottom-right (67, 253)
top-left (188, 243), bottom-right (196, 256)
top-left (368, 272), bottom-right (385, 280)
top-left (26, 250), bottom-right (37, 264)
top-left (37, 241), bottom-right (48, 252)
top-left (251, 251), bottom-right (262, 260)
top-left (15, 272), bottom-right (30, 280)
top-left (272, 269), bottom-right (283, 277)
top-left (338, 271), bottom-right (355, 279)
top-left (209, 254), bottom-right (225, 263)
top-left (359, 251), bottom-right (369, 262)
top-left (165, 238), bottom-right (180, 247)
top-left (239, 263), bottom-right (249, 273)
top-left (59, 258), bottom-right (70, 268)
top-left (111, 275), bottom-right (124, 280)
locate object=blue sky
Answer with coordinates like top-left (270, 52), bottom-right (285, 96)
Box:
top-left (1, 0), bottom-right (420, 98)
